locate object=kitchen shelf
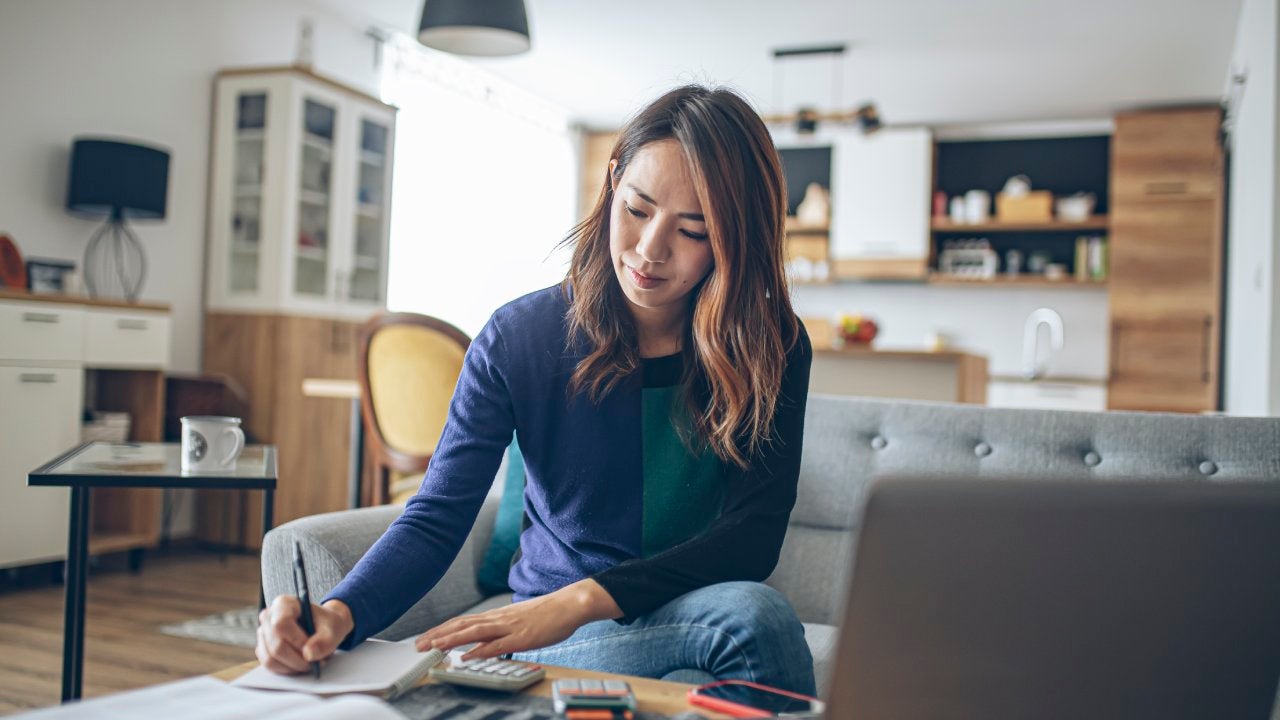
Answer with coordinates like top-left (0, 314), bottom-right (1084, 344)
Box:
top-left (295, 246), bottom-right (327, 262)
top-left (784, 221), bottom-right (829, 235)
top-left (927, 274), bottom-right (1108, 288)
top-left (931, 216), bottom-right (1109, 233)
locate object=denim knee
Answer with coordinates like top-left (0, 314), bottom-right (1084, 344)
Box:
top-left (700, 582), bottom-right (802, 632)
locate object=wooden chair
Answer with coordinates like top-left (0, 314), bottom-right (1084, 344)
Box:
top-left (358, 312), bottom-right (471, 506)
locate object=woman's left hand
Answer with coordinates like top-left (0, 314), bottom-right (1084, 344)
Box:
top-left (415, 578), bottom-right (622, 661)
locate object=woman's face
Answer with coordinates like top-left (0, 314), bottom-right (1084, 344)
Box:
top-left (608, 139), bottom-right (714, 324)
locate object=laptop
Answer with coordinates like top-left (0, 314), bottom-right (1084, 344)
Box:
top-left (824, 479), bottom-right (1280, 719)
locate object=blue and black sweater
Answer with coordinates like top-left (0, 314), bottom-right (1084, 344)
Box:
top-left (327, 284), bottom-right (813, 647)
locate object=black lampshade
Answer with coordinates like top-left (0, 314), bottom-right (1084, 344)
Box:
top-left (66, 138), bottom-right (170, 220)
top-left (418, 0), bottom-right (530, 56)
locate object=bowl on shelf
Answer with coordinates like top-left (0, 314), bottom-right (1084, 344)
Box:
top-left (1055, 193), bottom-right (1096, 222)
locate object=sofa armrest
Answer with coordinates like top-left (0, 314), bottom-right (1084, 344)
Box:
top-left (262, 495), bottom-right (501, 641)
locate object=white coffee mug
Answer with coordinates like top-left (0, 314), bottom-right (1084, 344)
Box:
top-left (181, 416), bottom-right (245, 473)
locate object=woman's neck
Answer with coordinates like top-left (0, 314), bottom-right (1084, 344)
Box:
top-left (630, 304), bottom-right (687, 359)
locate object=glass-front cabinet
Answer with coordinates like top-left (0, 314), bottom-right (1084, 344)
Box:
top-left (207, 67), bottom-right (396, 318)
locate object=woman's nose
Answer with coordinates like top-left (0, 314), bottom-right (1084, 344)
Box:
top-left (635, 223), bottom-right (671, 263)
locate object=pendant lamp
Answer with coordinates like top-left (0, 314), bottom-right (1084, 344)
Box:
top-left (418, 0), bottom-right (531, 57)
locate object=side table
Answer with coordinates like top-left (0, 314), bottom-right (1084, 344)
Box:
top-left (29, 441), bottom-right (277, 703)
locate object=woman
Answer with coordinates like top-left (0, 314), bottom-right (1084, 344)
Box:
top-left (257, 84), bottom-right (815, 693)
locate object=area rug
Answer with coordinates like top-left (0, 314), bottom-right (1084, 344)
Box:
top-left (160, 605), bottom-right (258, 648)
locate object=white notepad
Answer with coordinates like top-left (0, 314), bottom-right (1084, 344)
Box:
top-left (16, 676), bottom-right (402, 720)
top-left (232, 639), bottom-right (447, 699)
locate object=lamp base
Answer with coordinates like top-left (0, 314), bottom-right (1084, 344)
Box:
top-left (84, 218), bottom-right (147, 302)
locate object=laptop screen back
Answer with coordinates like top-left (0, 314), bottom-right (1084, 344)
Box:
top-left (825, 480), bottom-right (1280, 720)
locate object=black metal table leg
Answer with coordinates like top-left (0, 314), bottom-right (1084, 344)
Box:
top-left (61, 485), bottom-right (90, 702)
top-left (259, 488), bottom-right (275, 611)
top-left (348, 397), bottom-right (364, 508)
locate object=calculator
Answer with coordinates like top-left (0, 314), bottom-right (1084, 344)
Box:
top-left (428, 655), bottom-right (546, 692)
top-left (551, 678), bottom-right (637, 715)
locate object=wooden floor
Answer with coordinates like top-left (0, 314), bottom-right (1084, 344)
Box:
top-left (0, 550), bottom-right (260, 715)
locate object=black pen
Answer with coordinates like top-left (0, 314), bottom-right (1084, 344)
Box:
top-left (293, 541), bottom-right (322, 679)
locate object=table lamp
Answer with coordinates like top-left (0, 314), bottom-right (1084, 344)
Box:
top-left (66, 137), bottom-right (170, 301)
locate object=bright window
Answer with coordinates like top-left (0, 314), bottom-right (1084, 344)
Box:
top-left (380, 37), bottom-right (577, 338)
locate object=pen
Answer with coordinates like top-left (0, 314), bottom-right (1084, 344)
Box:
top-left (293, 540), bottom-right (322, 679)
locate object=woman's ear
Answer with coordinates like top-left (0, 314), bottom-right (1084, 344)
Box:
top-left (607, 159), bottom-right (619, 192)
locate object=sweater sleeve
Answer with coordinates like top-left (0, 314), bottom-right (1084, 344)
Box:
top-left (590, 323), bottom-right (813, 622)
top-left (324, 315), bottom-right (515, 648)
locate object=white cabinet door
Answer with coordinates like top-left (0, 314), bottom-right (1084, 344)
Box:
top-left (83, 309), bottom-right (171, 369)
top-left (207, 75), bottom-right (290, 313)
top-left (829, 127), bottom-right (932, 261)
top-left (0, 366), bottom-right (81, 568)
top-left (987, 380), bottom-right (1108, 411)
top-left (0, 301), bottom-right (84, 363)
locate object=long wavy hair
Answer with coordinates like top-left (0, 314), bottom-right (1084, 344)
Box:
top-left (558, 85), bottom-right (800, 470)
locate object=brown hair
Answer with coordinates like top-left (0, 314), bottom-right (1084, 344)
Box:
top-left (558, 85), bottom-right (799, 470)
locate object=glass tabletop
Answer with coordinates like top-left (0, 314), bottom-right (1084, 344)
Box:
top-left (29, 442), bottom-right (277, 489)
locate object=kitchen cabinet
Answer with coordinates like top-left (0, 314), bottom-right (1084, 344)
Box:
top-left (829, 127), bottom-right (932, 279)
top-left (772, 126), bottom-right (932, 281)
top-left (1107, 107), bottom-right (1223, 412)
top-left (987, 378), bottom-right (1107, 412)
top-left (0, 292), bottom-right (169, 568)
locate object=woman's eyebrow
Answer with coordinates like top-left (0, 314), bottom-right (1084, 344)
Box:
top-left (625, 183), bottom-right (705, 222)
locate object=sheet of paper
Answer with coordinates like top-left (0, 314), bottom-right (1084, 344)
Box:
top-left (15, 676), bottom-right (402, 720)
top-left (232, 639), bottom-right (445, 697)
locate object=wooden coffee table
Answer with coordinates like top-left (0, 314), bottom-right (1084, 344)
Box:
top-left (212, 660), bottom-right (726, 717)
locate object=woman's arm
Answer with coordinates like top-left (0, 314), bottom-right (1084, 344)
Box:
top-left (590, 324), bottom-right (813, 621)
top-left (322, 315), bottom-right (516, 648)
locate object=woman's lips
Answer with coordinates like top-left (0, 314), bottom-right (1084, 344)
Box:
top-left (627, 266), bottom-right (665, 290)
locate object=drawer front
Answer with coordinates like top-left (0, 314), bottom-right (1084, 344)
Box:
top-left (0, 301), bottom-right (85, 363)
top-left (84, 309), bottom-right (171, 368)
top-left (0, 366), bottom-right (80, 567)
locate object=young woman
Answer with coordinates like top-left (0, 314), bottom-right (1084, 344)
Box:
top-left (257, 84), bottom-right (816, 694)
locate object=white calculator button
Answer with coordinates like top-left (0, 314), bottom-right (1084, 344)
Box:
top-left (604, 681), bottom-right (628, 691)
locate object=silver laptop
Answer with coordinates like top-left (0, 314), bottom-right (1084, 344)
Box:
top-left (825, 479), bottom-right (1280, 719)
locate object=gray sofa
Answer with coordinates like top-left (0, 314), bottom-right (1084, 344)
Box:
top-left (262, 395), bottom-right (1280, 697)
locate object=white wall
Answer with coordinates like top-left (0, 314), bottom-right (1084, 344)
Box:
top-left (0, 0), bottom-right (386, 539)
top-left (792, 284), bottom-right (1110, 380)
top-left (0, 0), bottom-right (383, 373)
top-left (1224, 0), bottom-right (1280, 415)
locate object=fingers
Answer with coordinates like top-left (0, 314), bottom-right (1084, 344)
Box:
top-left (256, 622), bottom-right (311, 674)
top-left (301, 618), bottom-right (342, 663)
top-left (432, 622), bottom-right (510, 653)
top-left (462, 637), bottom-right (508, 661)
top-left (256, 595), bottom-right (312, 675)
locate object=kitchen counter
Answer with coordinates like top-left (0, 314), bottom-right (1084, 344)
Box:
top-left (811, 345), bottom-right (988, 404)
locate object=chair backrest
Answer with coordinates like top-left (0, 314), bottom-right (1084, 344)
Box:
top-left (358, 312), bottom-right (470, 505)
top-left (767, 394), bottom-right (1280, 626)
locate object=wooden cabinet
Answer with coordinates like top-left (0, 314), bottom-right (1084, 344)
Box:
top-left (0, 292), bottom-right (169, 568)
top-left (1107, 107), bottom-right (1224, 412)
top-left (199, 66), bottom-right (395, 549)
top-left (198, 313), bottom-right (359, 549)
top-left (1111, 110), bottom-right (1223, 200)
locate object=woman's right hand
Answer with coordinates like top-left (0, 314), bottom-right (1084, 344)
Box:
top-left (256, 596), bottom-right (354, 675)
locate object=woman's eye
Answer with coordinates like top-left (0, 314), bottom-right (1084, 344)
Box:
top-left (681, 230), bottom-right (709, 241)
top-left (624, 204), bottom-right (647, 219)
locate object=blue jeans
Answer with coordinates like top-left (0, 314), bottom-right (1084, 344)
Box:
top-left (511, 581), bottom-right (816, 695)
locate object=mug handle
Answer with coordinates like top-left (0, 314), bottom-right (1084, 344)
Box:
top-left (220, 426), bottom-right (246, 467)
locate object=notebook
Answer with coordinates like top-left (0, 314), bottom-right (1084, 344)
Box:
top-left (232, 638), bottom-right (447, 700)
top-left (16, 676), bottom-right (402, 720)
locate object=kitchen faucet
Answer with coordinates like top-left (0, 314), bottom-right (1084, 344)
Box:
top-left (1023, 308), bottom-right (1064, 380)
